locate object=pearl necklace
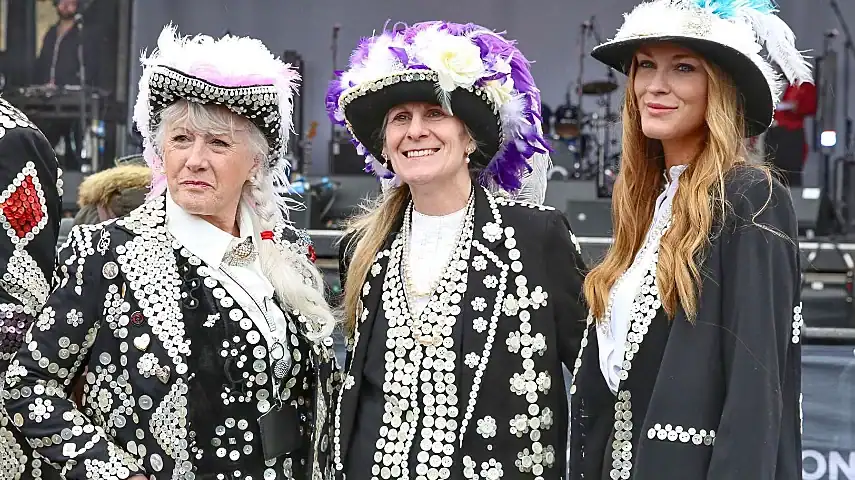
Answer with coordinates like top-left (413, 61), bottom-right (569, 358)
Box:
top-left (400, 191), bottom-right (475, 346)
top-left (402, 192), bottom-right (475, 301)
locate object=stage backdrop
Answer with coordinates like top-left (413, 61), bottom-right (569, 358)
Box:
top-left (127, 0), bottom-right (855, 176)
top-left (803, 344), bottom-right (855, 480)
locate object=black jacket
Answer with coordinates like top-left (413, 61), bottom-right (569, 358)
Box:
top-left (0, 97), bottom-right (62, 479)
top-left (333, 186), bottom-right (588, 479)
top-left (34, 24), bottom-right (100, 87)
top-left (569, 167), bottom-right (802, 479)
top-left (0, 96), bottom-right (62, 365)
top-left (1, 196), bottom-right (341, 480)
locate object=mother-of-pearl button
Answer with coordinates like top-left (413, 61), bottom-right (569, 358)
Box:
top-left (138, 395), bottom-right (153, 410)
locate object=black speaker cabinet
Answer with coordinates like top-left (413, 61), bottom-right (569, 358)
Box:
top-left (564, 199), bottom-right (613, 238)
top-left (790, 187), bottom-right (836, 237)
top-left (330, 136), bottom-right (366, 175)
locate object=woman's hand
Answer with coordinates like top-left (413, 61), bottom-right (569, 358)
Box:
top-left (127, 476), bottom-right (148, 480)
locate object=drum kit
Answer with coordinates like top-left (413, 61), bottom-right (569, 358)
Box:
top-left (545, 16), bottom-right (622, 197)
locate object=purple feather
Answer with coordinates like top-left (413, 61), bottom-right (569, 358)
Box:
top-left (388, 46), bottom-right (409, 66)
top-left (482, 141), bottom-right (530, 192)
top-left (325, 79), bottom-right (346, 125)
top-left (350, 36), bottom-right (375, 66)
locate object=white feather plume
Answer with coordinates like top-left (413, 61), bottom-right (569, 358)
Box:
top-left (741, 8), bottom-right (813, 85)
top-left (513, 151), bottom-right (552, 205)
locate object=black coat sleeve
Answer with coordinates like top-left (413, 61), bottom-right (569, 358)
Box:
top-left (707, 173), bottom-right (800, 478)
top-left (337, 231), bottom-right (358, 362)
top-left (544, 211), bottom-right (589, 369)
top-left (0, 104), bottom-right (62, 372)
top-left (338, 232), bottom-right (355, 296)
top-left (1, 224), bottom-right (146, 480)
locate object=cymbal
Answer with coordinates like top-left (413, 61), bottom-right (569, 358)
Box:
top-left (581, 80), bottom-right (618, 95)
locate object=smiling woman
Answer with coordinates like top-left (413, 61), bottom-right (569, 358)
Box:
top-left (381, 102), bottom-right (475, 201)
top-left (633, 44), bottom-right (710, 150)
top-left (326, 20), bottom-right (590, 480)
top-left (569, 0), bottom-right (813, 479)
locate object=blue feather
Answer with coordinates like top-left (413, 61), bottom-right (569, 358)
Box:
top-left (693, 0), bottom-right (777, 19)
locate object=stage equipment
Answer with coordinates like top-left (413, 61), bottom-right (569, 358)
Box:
top-left (555, 15), bottom-right (621, 197)
top-left (790, 186), bottom-right (838, 237)
top-left (830, 0), bottom-right (854, 153)
top-left (6, 84), bottom-right (106, 172)
top-left (282, 50), bottom-right (306, 171)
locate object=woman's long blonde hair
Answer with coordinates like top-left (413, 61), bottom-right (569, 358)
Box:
top-left (341, 186), bottom-right (411, 334)
top-left (584, 54), bottom-right (768, 322)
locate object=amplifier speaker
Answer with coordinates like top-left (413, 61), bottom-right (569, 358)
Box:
top-left (564, 199), bottom-right (613, 238)
top-left (545, 179), bottom-right (598, 205)
top-left (330, 137), bottom-right (366, 175)
top-left (801, 274), bottom-right (855, 329)
top-left (545, 180), bottom-right (613, 238)
top-left (790, 187), bottom-right (836, 237)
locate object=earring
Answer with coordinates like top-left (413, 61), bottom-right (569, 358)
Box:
top-left (465, 157), bottom-right (471, 164)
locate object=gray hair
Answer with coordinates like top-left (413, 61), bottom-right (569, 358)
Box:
top-left (152, 101), bottom-right (336, 341)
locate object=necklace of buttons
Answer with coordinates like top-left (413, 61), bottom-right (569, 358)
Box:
top-left (370, 194), bottom-right (475, 480)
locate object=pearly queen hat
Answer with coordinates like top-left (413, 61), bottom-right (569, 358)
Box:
top-left (326, 21), bottom-right (551, 198)
top-left (591, 0), bottom-right (812, 136)
top-left (133, 25), bottom-right (300, 206)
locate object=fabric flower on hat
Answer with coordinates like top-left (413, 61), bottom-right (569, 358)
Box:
top-left (413, 28), bottom-right (488, 92)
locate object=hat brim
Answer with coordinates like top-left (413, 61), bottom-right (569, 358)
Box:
top-left (591, 36), bottom-right (772, 137)
top-left (148, 66), bottom-right (284, 159)
top-left (343, 80), bottom-right (501, 169)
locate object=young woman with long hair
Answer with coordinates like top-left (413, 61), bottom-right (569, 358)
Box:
top-left (326, 21), bottom-right (588, 480)
top-left (568, 1), bottom-right (811, 478)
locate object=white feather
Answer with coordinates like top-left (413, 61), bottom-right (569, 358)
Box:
top-left (514, 151), bottom-right (552, 205)
top-left (741, 8), bottom-right (813, 84)
top-left (498, 94), bottom-right (527, 141)
top-left (434, 83), bottom-right (454, 115)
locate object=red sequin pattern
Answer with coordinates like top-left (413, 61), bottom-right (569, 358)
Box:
top-left (307, 245), bottom-right (317, 263)
top-left (1, 175), bottom-right (44, 238)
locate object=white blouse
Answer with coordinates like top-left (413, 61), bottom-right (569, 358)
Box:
top-left (407, 206), bottom-right (467, 315)
top-left (165, 192), bottom-right (287, 350)
top-left (597, 164), bottom-right (688, 394)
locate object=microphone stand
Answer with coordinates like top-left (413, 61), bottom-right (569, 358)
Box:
top-left (820, 32), bottom-right (835, 196)
top-left (830, 0), bottom-right (854, 153)
top-left (73, 12), bottom-right (98, 173)
top-left (586, 17), bottom-right (618, 197)
top-left (329, 24), bottom-right (341, 169)
top-left (574, 21), bottom-right (588, 107)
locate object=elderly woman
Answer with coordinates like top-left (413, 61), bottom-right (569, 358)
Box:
top-left (326, 21), bottom-right (588, 480)
top-left (1, 26), bottom-right (339, 480)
